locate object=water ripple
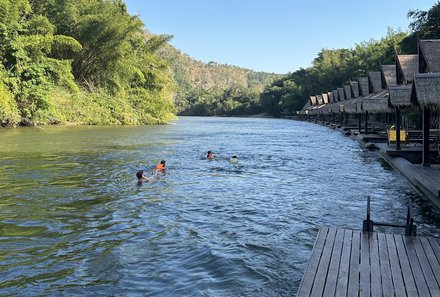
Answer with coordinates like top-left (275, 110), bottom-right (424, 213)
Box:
top-left (0, 117), bottom-right (437, 296)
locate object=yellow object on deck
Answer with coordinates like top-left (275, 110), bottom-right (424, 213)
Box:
top-left (387, 125), bottom-right (406, 143)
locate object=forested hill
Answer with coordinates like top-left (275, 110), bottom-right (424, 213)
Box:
top-left (158, 44), bottom-right (282, 115)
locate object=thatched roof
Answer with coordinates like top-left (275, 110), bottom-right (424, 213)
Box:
top-left (344, 98), bottom-right (362, 114)
top-left (301, 99), bottom-right (311, 111)
top-left (329, 102), bottom-right (341, 113)
top-left (388, 85), bottom-right (412, 107)
top-left (362, 90), bottom-right (391, 113)
top-left (322, 93), bottom-right (329, 104)
top-left (310, 95), bottom-right (317, 106)
top-left (333, 89), bottom-right (339, 102)
top-left (419, 39), bottom-right (440, 73)
top-left (327, 91), bottom-right (334, 103)
top-left (337, 87), bottom-right (345, 101)
top-left (317, 94), bottom-right (323, 105)
top-left (411, 73), bottom-right (440, 107)
top-left (368, 71), bottom-right (382, 93)
top-left (344, 84), bottom-right (352, 100)
top-left (350, 81), bottom-right (359, 98)
top-left (310, 104), bottom-right (326, 115)
top-left (396, 54), bottom-right (418, 84)
top-left (381, 65), bottom-right (397, 87)
top-left (358, 77), bottom-right (369, 96)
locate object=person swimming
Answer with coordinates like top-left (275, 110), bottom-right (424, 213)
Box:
top-left (153, 160), bottom-right (166, 175)
top-left (207, 151), bottom-right (214, 159)
top-left (136, 170), bottom-right (151, 182)
top-left (229, 155), bottom-right (239, 164)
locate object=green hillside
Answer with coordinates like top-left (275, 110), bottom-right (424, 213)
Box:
top-left (158, 45), bottom-right (282, 115)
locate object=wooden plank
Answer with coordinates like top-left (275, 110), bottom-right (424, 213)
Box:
top-left (421, 237), bottom-right (440, 292)
top-left (393, 235), bottom-right (417, 296)
top-left (427, 237), bottom-right (440, 266)
top-left (347, 231), bottom-right (360, 296)
top-left (360, 232), bottom-right (371, 297)
top-left (386, 233), bottom-right (407, 297)
top-left (311, 228), bottom-right (337, 297)
top-left (401, 236), bottom-right (430, 296)
top-left (414, 237), bottom-right (440, 296)
top-left (323, 228), bottom-right (345, 297)
top-left (297, 227), bottom-right (330, 297)
top-left (369, 232), bottom-right (382, 297)
top-left (335, 230), bottom-right (352, 297)
top-left (377, 233), bottom-right (394, 297)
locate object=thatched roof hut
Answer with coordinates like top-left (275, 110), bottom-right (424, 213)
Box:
top-left (327, 91), bottom-right (334, 103)
top-left (344, 97), bottom-right (362, 114)
top-left (344, 84), bottom-right (352, 100)
top-left (358, 77), bottom-right (369, 96)
top-left (368, 71), bottom-right (382, 93)
top-left (350, 81), bottom-right (359, 98)
top-left (381, 65), bottom-right (397, 88)
top-left (322, 93), bottom-right (329, 104)
top-left (337, 87), bottom-right (345, 101)
top-left (396, 54), bottom-right (418, 84)
top-left (388, 85), bottom-right (412, 107)
top-left (411, 73), bottom-right (440, 107)
top-left (419, 39), bottom-right (440, 73)
top-left (310, 95), bottom-right (317, 106)
top-left (362, 90), bottom-right (391, 113)
top-left (317, 94), bottom-right (323, 105)
top-left (333, 89), bottom-right (339, 102)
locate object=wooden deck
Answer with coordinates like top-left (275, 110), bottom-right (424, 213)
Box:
top-left (297, 227), bottom-right (440, 297)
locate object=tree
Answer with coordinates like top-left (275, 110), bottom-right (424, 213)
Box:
top-left (409, 1), bottom-right (440, 38)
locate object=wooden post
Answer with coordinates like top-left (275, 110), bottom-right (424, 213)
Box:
top-left (358, 113), bottom-right (362, 133)
top-left (364, 111), bottom-right (369, 134)
top-left (396, 106), bottom-right (401, 151)
top-left (423, 106), bottom-right (431, 166)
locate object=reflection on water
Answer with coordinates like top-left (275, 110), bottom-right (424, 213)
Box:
top-left (0, 117), bottom-right (438, 296)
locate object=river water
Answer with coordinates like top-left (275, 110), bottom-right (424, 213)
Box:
top-left (0, 116), bottom-right (439, 296)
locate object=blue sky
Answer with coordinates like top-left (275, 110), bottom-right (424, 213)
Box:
top-left (124, 0), bottom-right (437, 74)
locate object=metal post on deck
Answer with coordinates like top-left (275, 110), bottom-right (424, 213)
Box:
top-left (405, 199), bottom-right (417, 236)
top-left (363, 196), bottom-right (374, 232)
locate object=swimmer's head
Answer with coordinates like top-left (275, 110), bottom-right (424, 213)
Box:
top-left (136, 170), bottom-right (143, 179)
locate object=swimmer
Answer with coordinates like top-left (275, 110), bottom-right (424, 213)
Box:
top-left (207, 151), bottom-right (214, 159)
top-left (136, 170), bottom-right (151, 182)
top-left (153, 160), bottom-right (166, 175)
top-left (229, 155), bottom-right (239, 164)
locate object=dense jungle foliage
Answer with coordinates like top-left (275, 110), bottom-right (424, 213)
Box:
top-left (0, 0), bottom-right (176, 126)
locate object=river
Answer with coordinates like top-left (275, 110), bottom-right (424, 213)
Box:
top-left (0, 116), bottom-right (439, 296)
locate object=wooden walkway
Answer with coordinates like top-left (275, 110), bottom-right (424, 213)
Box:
top-left (297, 227), bottom-right (440, 297)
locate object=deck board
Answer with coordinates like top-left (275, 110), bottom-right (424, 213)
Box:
top-left (297, 228), bottom-right (440, 297)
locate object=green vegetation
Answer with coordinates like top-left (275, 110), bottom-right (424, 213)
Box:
top-left (0, 0), bottom-right (175, 126)
top-left (158, 45), bottom-right (281, 116)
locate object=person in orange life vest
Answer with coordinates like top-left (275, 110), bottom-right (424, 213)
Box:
top-left (153, 160), bottom-right (166, 175)
top-left (207, 151), bottom-right (214, 159)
